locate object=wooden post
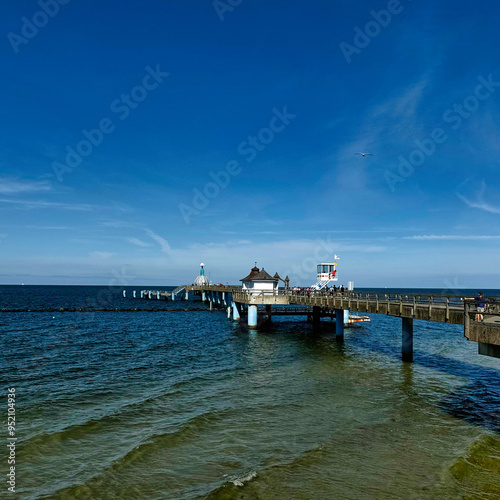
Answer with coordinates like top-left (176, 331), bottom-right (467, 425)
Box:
top-left (464, 302), bottom-right (470, 336)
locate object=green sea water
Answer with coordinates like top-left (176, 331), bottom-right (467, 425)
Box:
top-left (1, 286), bottom-right (500, 499)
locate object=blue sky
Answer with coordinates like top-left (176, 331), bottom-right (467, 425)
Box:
top-left (1, 0), bottom-right (500, 287)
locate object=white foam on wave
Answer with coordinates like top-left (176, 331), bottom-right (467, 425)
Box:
top-left (232, 470), bottom-right (257, 486)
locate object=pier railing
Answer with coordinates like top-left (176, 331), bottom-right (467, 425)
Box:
top-left (157, 285), bottom-right (500, 326)
top-left (157, 286), bottom-right (500, 315)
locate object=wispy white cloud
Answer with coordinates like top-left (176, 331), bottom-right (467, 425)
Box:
top-left (127, 237), bottom-right (151, 248)
top-left (101, 220), bottom-right (137, 229)
top-left (145, 229), bottom-right (171, 254)
top-left (369, 72), bottom-right (431, 122)
top-left (457, 196), bottom-right (500, 214)
top-left (456, 180), bottom-right (500, 214)
top-left (0, 198), bottom-right (100, 211)
top-left (325, 73), bottom-right (433, 193)
top-left (110, 201), bottom-right (134, 213)
top-left (0, 178), bottom-right (51, 194)
top-left (89, 251), bottom-right (115, 259)
top-left (2, 236), bottom-right (385, 284)
top-left (25, 225), bottom-right (74, 230)
top-left (405, 234), bottom-right (500, 240)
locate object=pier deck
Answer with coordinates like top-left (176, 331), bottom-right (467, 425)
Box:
top-left (187, 286), bottom-right (500, 359)
top-left (137, 285), bottom-right (500, 360)
top-left (188, 286), bottom-right (466, 324)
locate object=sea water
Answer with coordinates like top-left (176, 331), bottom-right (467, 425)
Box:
top-left (1, 286), bottom-right (499, 499)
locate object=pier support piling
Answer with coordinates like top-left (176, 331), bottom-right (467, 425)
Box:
top-left (344, 310), bottom-right (350, 323)
top-left (232, 301), bottom-right (240, 321)
top-left (133, 290), bottom-right (136, 298)
top-left (313, 306), bottom-right (321, 327)
top-left (201, 291), bottom-right (206, 302)
top-left (248, 304), bottom-right (258, 329)
top-left (185, 290), bottom-right (189, 301)
top-left (171, 292), bottom-right (175, 301)
top-left (265, 304), bottom-right (272, 322)
top-left (402, 317), bottom-right (413, 362)
top-left (335, 309), bottom-right (344, 341)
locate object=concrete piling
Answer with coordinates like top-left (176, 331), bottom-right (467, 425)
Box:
top-left (402, 317), bottom-right (413, 362)
top-left (248, 304), bottom-right (258, 329)
top-left (232, 302), bottom-right (240, 321)
top-left (313, 306), bottom-right (321, 327)
top-left (335, 309), bottom-right (344, 341)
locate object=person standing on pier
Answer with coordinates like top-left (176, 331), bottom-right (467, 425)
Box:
top-left (475, 291), bottom-right (486, 322)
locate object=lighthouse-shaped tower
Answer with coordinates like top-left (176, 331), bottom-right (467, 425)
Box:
top-left (194, 263), bottom-right (210, 286)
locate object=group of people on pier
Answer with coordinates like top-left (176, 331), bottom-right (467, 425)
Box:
top-left (291, 285), bottom-right (347, 297)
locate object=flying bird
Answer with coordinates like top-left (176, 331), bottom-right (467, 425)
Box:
top-left (355, 152), bottom-right (373, 156)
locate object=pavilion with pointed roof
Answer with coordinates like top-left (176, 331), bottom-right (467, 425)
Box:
top-left (240, 264), bottom-right (280, 294)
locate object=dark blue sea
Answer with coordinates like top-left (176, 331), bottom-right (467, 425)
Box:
top-left (1, 285), bottom-right (500, 499)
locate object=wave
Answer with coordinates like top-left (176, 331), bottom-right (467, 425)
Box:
top-left (203, 443), bottom-right (327, 499)
top-left (231, 470), bottom-right (257, 486)
top-left (19, 389), bottom-right (184, 450)
top-left (44, 408), bottom-right (237, 499)
top-left (450, 434), bottom-right (500, 497)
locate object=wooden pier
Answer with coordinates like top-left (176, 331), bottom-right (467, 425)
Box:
top-left (137, 285), bottom-right (500, 361)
